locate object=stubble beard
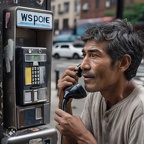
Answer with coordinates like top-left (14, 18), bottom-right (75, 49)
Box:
top-left (84, 83), bottom-right (99, 92)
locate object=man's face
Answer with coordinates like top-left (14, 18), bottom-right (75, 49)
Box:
top-left (81, 39), bottom-right (121, 92)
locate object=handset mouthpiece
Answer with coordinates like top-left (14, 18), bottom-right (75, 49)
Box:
top-left (62, 84), bottom-right (87, 111)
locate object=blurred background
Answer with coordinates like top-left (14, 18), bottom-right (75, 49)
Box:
top-left (51, 0), bottom-right (144, 44)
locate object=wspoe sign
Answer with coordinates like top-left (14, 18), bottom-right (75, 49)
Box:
top-left (16, 9), bottom-right (52, 29)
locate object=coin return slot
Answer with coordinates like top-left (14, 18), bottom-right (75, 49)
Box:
top-left (34, 90), bottom-right (38, 101)
top-left (24, 91), bottom-right (32, 103)
top-left (35, 107), bottom-right (42, 120)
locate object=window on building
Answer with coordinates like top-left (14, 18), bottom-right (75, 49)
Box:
top-left (58, 4), bottom-right (62, 14)
top-left (130, 0), bottom-right (134, 3)
top-left (58, 4), bottom-right (60, 11)
top-left (82, 2), bottom-right (89, 11)
top-left (106, 0), bottom-right (116, 8)
top-left (75, 0), bottom-right (80, 13)
top-left (52, 6), bottom-right (55, 15)
top-left (63, 19), bottom-right (69, 29)
top-left (64, 2), bottom-right (69, 12)
top-left (95, 0), bottom-right (100, 8)
top-left (110, 0), bottom-right (116, 7)
top-left (54, 19), bottom-right (59, 30)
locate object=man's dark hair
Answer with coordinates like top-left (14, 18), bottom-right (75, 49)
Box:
top-left (81, 19), bottom-right (144, 80)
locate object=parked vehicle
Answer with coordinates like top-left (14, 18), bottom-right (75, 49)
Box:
top-left (52, 42), bottom-right (84, 59)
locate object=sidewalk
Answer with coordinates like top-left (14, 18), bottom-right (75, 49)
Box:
top-left (50, 81), bottom-right (58, 128)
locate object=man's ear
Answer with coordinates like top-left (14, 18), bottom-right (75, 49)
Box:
top-left (117, 54), bottom-right (131, 72)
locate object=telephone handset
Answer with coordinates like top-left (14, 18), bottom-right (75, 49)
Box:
top-left (75, 64), bottom-right (82, 78)
top-left (62, 64), bottom-right (87, 111)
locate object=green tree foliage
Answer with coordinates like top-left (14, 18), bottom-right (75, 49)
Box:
top-left (124, 2), bottom-right (144, 25)
top-left (105, 2), bottom-right (144, 25)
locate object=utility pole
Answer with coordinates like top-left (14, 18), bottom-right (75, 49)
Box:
top-left (116, 0), bottom-right (124, 19)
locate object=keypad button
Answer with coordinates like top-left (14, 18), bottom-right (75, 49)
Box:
top-left (31, 66), bottom-right (41, 85)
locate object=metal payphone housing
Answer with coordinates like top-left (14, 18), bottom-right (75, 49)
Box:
top-left (2, 6), bottom-right (57, 144)
top-left (16, 47), bottom-right (48, 106)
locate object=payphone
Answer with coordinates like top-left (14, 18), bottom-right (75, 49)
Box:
top-left (16, 47), bottom-right (50, 129)
top-left (16, 47), bottom-right (48, 106)
top-left (2, 6), bottom-right (57, 144)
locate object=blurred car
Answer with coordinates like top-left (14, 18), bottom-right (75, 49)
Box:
top-left (52, 42), bottom-right (84, 59)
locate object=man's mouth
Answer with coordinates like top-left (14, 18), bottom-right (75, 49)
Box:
top-left (82, 70), bottom-right (95, 82)
top-left (82, 74), bottom-right (95, 81)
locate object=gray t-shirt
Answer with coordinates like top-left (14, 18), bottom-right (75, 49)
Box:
top-left (81, 85), bottom-right (144, 144)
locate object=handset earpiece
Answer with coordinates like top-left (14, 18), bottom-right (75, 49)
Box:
top-left (76, 64), bottom-right (82, 77)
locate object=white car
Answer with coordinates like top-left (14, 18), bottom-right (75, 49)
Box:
top-left (52, 42), bottom-right (84, 59)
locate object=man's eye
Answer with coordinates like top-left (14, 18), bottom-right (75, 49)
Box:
top-left (90, 53), bottom-right (98, 57)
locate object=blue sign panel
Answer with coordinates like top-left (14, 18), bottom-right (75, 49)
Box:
top-left (17, 9), bottom-right (52, 29)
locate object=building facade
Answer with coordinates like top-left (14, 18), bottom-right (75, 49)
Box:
top-left (52, 0), bottom-right (144, 36)
top-left (51, 0), bottom-right (81, 35)
top-left (80, 0), bottom-right (144, 19)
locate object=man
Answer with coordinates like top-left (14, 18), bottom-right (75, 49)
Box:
top-left (54, 19), bottom-right (144, 144)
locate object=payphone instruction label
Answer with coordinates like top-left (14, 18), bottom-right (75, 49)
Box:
top-left (17, 10), bottom-right (52, 29)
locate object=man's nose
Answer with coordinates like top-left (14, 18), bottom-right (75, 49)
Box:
top-left (80, 57), bottom-right (91, 70)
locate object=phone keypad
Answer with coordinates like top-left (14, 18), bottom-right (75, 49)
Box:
top-left (32, 67), bottom-right (40, 84)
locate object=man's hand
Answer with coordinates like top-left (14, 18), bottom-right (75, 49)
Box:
top-left (57, 66), bottom-right (79, 109)
top-left (54, 109), bottom-right (97, 144)
top-left (55, 109), bottom-right (87, 137)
